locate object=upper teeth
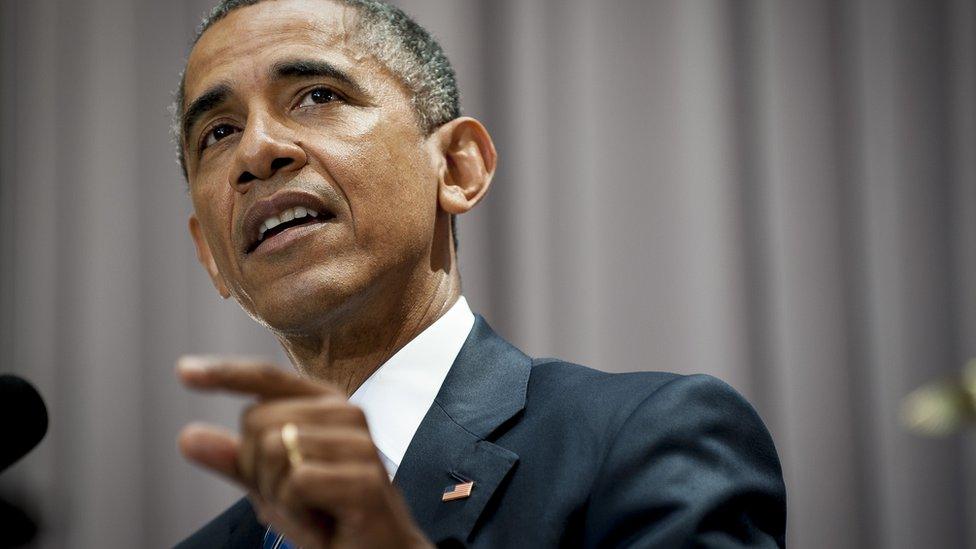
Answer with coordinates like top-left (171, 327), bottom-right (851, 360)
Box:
top-left (259, 206), bottom-right (318, 240)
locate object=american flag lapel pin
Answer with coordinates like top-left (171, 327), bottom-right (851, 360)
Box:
top-left (442, 480), bottom-right (475, 502)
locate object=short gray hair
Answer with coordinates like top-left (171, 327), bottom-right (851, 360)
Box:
top-left (173, 0), bottom-right (462, 248)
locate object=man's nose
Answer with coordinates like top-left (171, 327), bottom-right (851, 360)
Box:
top-left (230, 114), bottom-right (307, 190)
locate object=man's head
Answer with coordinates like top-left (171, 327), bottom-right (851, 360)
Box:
top-left (175, 0), bottom-right (461, 178)
top-left (178, 0), bottom-right (496, 336)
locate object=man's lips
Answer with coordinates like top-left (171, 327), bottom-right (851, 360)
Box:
top-left (249, 220), bottom-right (333, 255)
top-left (241, 190), bottom-right (336, 254)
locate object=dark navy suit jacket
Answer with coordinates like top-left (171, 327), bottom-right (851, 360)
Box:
top-left (177, 316), bottom-right (787, 548)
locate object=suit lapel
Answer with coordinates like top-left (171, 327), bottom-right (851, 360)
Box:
top-left (220, 498), bottom-right (265, 548)
top-left (394, 316), bottom-right (531, 545)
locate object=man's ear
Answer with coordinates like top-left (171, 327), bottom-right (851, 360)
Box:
top-left (188, 214), bottom-right (231, 299)
top-left (434, 117), bottom-right (497, 215)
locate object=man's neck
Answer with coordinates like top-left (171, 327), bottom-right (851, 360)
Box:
top-left (275, 270), bottom-right (462, 396)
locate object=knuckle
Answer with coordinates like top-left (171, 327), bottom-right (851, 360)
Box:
top-left (365, 465), bottom-right (386, 486)
top-left (257, 363), bottom-right (286, 383)
top-left (321, 430), bottom-right (374, 461)
top-left (357, 468), bottom-right (383, 498)
top-left (313, 400), bottom-right (367, 427)
top-left (313, 394), bottom-right (345, 410)
top-left (242, 403), bottom-right (263, 431)
top-left (262, 428), bottom-right (285, 461)
top-left (255, 363), bottom-right (275, 378)
top-left (350, 434), bottom-right (376, 457)
top-left (314, 394), bottom-right (342, 410)
top-left (346, 465), bottom-right (382, 500)
top-left (291, 465), bottom-right (314, 488)
top-left (346, 405), bottom-right (368, 426)
top-left (276, 469), bottom-right (301, 507)
top-left (283, 465), bottom-right (321, 504)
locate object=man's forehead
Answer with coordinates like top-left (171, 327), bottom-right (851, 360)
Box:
top-left (184, 0), bottom-right (367, 103)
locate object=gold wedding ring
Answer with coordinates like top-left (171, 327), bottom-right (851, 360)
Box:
top-left (281, 423), bottom-right (303, 468)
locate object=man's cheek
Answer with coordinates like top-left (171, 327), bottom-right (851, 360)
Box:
top-left (202, 223), bottom-right (234, 268)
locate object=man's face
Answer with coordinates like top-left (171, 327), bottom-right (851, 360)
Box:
top-left (182, 0), bottom-right (441, 333)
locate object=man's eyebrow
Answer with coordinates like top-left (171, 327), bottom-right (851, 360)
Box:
top-left (270, 59), bottom-right (366, 96)
top-left (181, 83), bottom-right (232, 146)
top-left (180, 62), bottom-right (363, 147)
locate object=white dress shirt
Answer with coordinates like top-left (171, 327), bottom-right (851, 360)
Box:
top-left (348, 296), bottom-right (475, 480)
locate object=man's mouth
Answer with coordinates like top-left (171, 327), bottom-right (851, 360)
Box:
top-left (242, 191), bottom-right (338, 255)
top-left (249, 206), bottom-right (325, 253)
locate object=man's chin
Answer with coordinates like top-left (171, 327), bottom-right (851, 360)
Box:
top-left (243, 282), bottom-right (370, 339)
top-left (248, 297), bottom-right (340, 337)
top-left (235, 251), bottom-right (417, 338)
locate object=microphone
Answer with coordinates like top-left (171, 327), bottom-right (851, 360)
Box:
top-left (0, 374), bottom-right (49, 473)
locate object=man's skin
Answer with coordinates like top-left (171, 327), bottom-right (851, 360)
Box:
top-left (176, 0), bottom-right (497, 546)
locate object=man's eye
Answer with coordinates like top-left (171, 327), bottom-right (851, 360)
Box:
top-left (202, 124), bottom-right (238, 149)
top-left (297, 87), bottom-right (339, 108)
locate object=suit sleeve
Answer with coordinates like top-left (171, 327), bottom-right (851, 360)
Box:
top-left (583, 374), bottom-right (786, 548)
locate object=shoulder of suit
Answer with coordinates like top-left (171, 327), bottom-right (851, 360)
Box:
top-left (526, 357), bottom-right (684, 406)
top-left (524, 359), bottom-right (758, 430)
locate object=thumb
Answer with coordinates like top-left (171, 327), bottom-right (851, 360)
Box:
top-left (178, 422), bottom-right (244, 485)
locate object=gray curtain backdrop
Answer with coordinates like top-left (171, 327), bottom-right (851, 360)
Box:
top-left (1, 0), bottom-right (974, 547)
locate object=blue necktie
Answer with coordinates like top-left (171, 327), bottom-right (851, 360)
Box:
top-left (263, 527), bottom-right (298, 549)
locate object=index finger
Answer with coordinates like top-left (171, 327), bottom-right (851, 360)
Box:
top-left (177, 355), bottom-right (341, 400)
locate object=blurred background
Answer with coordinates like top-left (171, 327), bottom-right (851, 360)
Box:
top-left (1, 0), bottom-right (974, 547)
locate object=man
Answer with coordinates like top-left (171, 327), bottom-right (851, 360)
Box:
top-left (174, 0), bottom-right (787, 547)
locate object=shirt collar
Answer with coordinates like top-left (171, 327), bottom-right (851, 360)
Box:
top-left (348, 296), bottom-right (475, 478)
